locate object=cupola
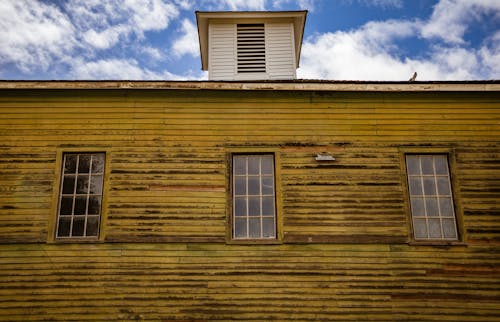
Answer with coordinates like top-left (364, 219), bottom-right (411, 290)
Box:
top-left (196, 11), bottom-right (307, 80)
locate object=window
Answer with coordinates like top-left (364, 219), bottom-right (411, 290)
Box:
top-left (232, 154), bottom-right (276, 239)
top-left (236, 24), bottom-right (266, 73)
top-left (56, 153), bottom-right (105, 239)
top-left (405, 154), bottom-right (458, 240)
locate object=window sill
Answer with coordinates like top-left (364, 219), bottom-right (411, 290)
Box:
top-left (49, 238), bottom-right (103, 244)
top-left (408, 240), bottom-right (467, 247)
top-left (227, 238), bottom-right (282, 245)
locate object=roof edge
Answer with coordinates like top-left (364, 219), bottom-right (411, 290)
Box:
top-left (0, 80), bottom-right (499, 92)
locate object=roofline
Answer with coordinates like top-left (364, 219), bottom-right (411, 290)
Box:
top-left (0, 80), bottom-right (499, 92)
top-left (196, 10), bottom-right (308, 71)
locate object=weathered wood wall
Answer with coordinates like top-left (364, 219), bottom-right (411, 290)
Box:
top-left (0, 89), bottom-right (499, 320)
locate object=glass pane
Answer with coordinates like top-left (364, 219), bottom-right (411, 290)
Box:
top-left (64, 154), bottom-right (77, 174)
top-left (249, 218), bottom-right (261, 238)
top-left (439, 197), bottom-right (454, 217)
top-left (248, 156), bottom-right (260, 175)
top-left (248, 177), bottom-right (260, 195)
top-left (410, 197), bottom-right (425, 216)
top-left (262, 217), bottom-right (275, 238)
top-left (413, 218), bottom-right (427, 239)
top-left (234, 217), bottom-right (247, 238)
top-left (234, 197), bottom-right (247, 216)
top-left (76, 175), bottom-right (90, 194)
top-left (428, 218), bottom-right (442, 238)
top-left (262, 197), bottom-right (275, 216)
top-left (406, 155), bottom-right (420, 175)
top-left (408, 177), bottom-right (422, 195)
top-left (425, 198), bottom-right (439, 217)
top-left (57, 217), bottom-right (71, 237)
top-left (261, 155), bottom-right (274, 174)
top-left (86, 216), bottom-right (99, 237)
top-left (234, 177), bottom-right (246, 195)
top-left (91, 154), bottom-right (105, 173)
top-left (423, 177), bottom-right (436, 195)
top-left (434, 155), bottom-right (448, 175)
top-left (78, 154), bottom-right (91, 173)
top-left (88, 196), bottom-right (102, 215)
top-left (442, 218), bottom-right (457, 239)
top-left (60, 196), bottom-right (73, 215)
top-left (74, 196), bottom-right (87, 215)
top-left (262, 176), bottom-right (274, 195)
top-left (89, 175), bottom-right (103, 195)
top-left (421, 156), bottom-right (434, 175)
top-left (234, 156), bottom-right (246, 175)
top-left (437, 177), bottom-right (451, 195)
top-left (248, 197), bottom-right (260, 216)
top-left (62, 175), bottom-right (76, 194)
top-left (72, 216), bottom-right (85, 237)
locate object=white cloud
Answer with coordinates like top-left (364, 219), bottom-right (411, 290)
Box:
top-left (273, 0), bottom-right (315, 11)
top-left (70, 58), bottom-right (206, 80)
top-left (172, 19), bottom-right (199, 57)
top-left (0, 0), bottom-right (76, 72)
top-left (421, 0), bottom-right (500, 44)
top-left (298, 0), bottom-right (500, 80)
top-left (201, 0), bottom-right (266, 10)
top-left (359, 0), bottom-right (403, 8)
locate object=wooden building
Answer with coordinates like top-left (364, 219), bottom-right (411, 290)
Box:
top-left (0, 10), bottom-right (499, 322)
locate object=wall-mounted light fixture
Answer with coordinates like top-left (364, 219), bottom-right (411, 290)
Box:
top-left (315, 152), bottom-right (335, 161)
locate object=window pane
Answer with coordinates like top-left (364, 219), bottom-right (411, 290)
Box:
top-left (91, 154), bottom-right (105, 173)
top-left (421, 156), bottom-right (434, 174)
top-left (90, 175), bottom-right (103, 195)
top-left (434, 155), bottom-right (448, 175)
top-left (408, 177), bottom-right (422, 195)
top-left (248, 177), bottom-right (260, 195)
top-left (425, 198), bottom-right (439, 216)
top-left (406, 156), bottom-right (420, 175)
top-left (262, 217), bottom-right (275, 238)
top-left (234, 177), bottom-right (246, 195)
top-left (262, 197), bottom-right (275, 216)
top-left (72, 216), bottom-right (85, 237)
top-left (78, 154), bottom-right (91, 173)
top-left (249, 218), bottom-right (261, 238)
top-left (76, 175), bottom-right (89, 194)
top-left (234, 218), bottom-right (247, 238)
top-left (234, 197), bottom-right (247, 216)
top-left (62, 175), bottom-right (76, 194)
top-left (60, 197), bottom-right (73, 215)
top-left (262, 176), bottom-right (274, 195)
top-left (57, 217), bottom-right (71, 237)
top-left (410, 197), bottom-right (425, 216)
top-left (439, 197), bottom-right (454, 217)
top-left (248, 156), bottom-right (260, 175)
top-left (74, 196), bottom-right (87, 215)
top-left (442, 218), bottom-right (457, 239)
top-left (437, 177), bottom-right (451, 195)
top-left (413, 218), bottom-right (427, 239)
top-left (64, 155), bottom-right (77, 174)
top-left (428, 218), bottom-right (442, 238)
top-left (88, 196), bottom-right (102, 215)
top-left (423, 177), bottom-right (436, 195)
top-left (248, 197), bottom-right (260, 216)
top-left (234, 156), bottom-right (246, 175)
top-left (261, 155), bottom-right (273, 174)
top-left (86, 216), bottom-right (99, 237)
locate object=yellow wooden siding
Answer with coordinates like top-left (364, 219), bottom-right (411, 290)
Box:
top-left (0, 90), bottom-right (498, 243)
top-left (0, 243), bottom-right (499, 321)
top-left (0, 88), bottom-right (499, 320)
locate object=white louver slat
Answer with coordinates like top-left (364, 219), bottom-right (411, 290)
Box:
top-left (237, 24), bottom-right (266, 73)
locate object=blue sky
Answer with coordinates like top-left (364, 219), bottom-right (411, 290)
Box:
top-left (0, 0), bottom-right (499, 81)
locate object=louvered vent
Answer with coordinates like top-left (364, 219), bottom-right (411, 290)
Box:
top-left (237, 24), bottom-right (266, 73)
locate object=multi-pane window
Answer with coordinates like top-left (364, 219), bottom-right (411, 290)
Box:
top-left (233, 154), bottom-right (276, 239)
top-left (406, 154), bottom-right (458, 240)
top-left (56, 153), bottom-right (105, 238)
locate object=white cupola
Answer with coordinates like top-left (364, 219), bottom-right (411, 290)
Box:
top-left (196, 11), bottom-right (307, 80)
